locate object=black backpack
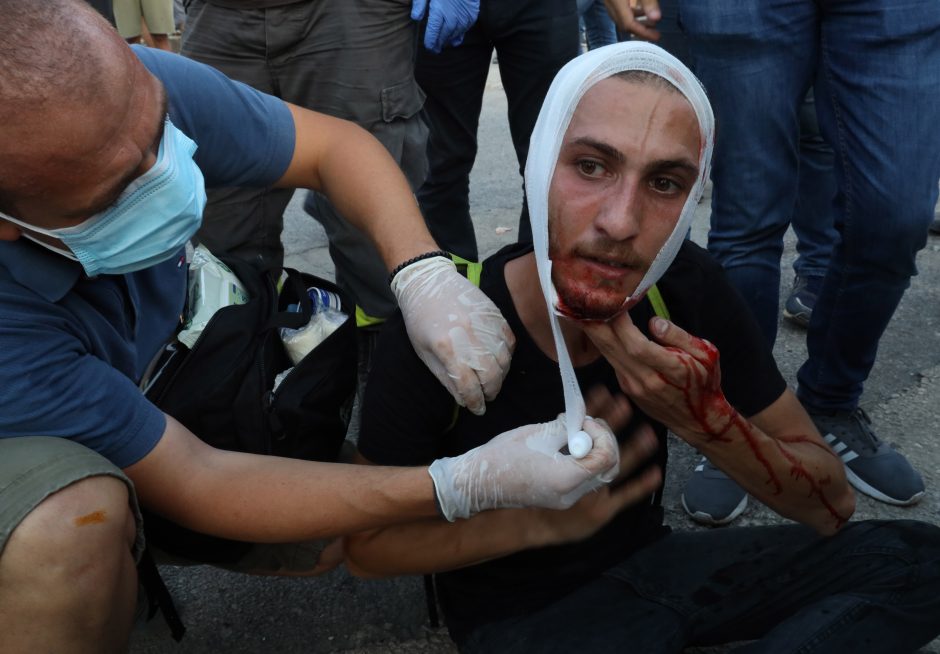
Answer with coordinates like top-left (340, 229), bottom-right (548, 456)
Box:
top-left (140, 255), bottom-right (357, 565)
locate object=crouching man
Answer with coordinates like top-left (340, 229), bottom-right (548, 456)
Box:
top-left (0, 2), bottom-right (627, 650)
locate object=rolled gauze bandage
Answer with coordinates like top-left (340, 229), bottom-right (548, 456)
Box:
top-left (525, 42), bottom-right (715, 457)
top-left (568, 430), bottom-right (593, 459)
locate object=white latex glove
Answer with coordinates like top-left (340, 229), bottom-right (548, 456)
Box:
top-left (391, 255), bottom-right (515, 415)
top-left (428, 415), bottom-right (620, 521)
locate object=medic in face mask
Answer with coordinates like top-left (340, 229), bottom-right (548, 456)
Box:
top-left (0, 118), bottom-right (206, 277)
top-left (545, 76), bottom-right (701, 323)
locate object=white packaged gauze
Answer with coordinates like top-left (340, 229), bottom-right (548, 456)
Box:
top-left (178, 245), bottom-right (249, 348)
top-left (526, 42), bottom-right (715, 457)
top-left (280, 287), bottom-right (347, 365)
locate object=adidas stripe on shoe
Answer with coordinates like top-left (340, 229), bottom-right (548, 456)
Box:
top-left (812, 408), bottom-right (925, 506)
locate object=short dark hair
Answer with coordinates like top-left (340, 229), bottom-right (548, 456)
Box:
top-left (0, 0), bottom-right (114, 207)
top-left (0, 0), bottom-right (110, 118)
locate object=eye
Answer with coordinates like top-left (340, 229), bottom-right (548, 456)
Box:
top-left (650, 176), bottom-right (683, 195)
top-left (577, 159), bottom-right (607, 178)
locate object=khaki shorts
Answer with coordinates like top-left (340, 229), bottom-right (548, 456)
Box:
top-left (113, 0), bottom-right (176, 38)
top-left (0, 436), bottom-right (145, 561)
top-left (0, 437), bottom-right (328, 574)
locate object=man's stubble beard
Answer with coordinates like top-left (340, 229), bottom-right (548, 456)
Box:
top-left (548, 226), bottom-right (647, 322)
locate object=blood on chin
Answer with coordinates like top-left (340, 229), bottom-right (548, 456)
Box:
top-left (554, 290), bottom-right (640, 323)
top-left (550, 255), bottom-right (644, 322)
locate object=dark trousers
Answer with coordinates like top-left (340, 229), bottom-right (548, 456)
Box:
top-left (460, 521), bottom-right (940, 654)
top-left (414, 0), bottom-right (580, 260)
top-left (180, 0), bottom-right (426, 319)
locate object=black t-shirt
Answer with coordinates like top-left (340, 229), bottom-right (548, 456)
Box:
top-left (358, 241), bottom-right (786, 641)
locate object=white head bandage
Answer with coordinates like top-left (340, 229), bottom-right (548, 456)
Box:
top-left (525, 41), bottom-right (715, 454)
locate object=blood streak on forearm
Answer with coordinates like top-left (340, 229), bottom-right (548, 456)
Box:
top-left (659, 335), bottom-right (849, 525)
top-left (773, 436), bottom-right (849, 527)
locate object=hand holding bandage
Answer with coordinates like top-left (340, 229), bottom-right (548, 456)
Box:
top-left (428, 415), bottom-right (620, 521)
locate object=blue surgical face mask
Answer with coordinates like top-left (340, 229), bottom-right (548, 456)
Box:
top-left (0, 118), bottom-right (207, 276)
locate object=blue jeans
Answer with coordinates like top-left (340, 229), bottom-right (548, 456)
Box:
top-left (651, 0), bottom-right (691, 67)
top-left (460, 521), bottom-right (940, 654)
top-left (792, 89), bottom-right (838, 287)
top-left (577, 0), bottom-right (617, 50)
top-left (679, 0), bottom-right (940, 411)
top-left (614, 0), bottom-right (693, 67)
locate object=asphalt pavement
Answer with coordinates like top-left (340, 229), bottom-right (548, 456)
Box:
top-left (130, 62), bottom-right (940, 654)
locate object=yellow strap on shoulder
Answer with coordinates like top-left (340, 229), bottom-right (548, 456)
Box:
top-left (355, 305), bottom-right (386, 328)
top-left (358, 253), bottom-right (481, 328)
top-left (647, 284), bottom-right (670, 320)
top-left (449, 253), bottom-right (482, 287)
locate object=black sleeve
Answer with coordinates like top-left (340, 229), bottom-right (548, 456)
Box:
top-left (661, 244), bottom-right (788, 418)
top-left (357, 313), bottom-right (457, 466)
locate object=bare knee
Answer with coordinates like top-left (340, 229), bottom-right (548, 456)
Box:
top-left (8, 474), bottom-right (136, 568)
top-left (0, 475), bottom-right (139, 652)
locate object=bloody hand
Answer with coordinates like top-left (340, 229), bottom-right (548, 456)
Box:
top-left (582, 313), bottom-right (738, 442)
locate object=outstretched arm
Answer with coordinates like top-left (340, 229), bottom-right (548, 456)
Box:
top-left (127, 415), bottom-right (438, 543)
top-left (346, 423), bottom-right (661, 578)
top-left (127, 410), bottom-right (626, 544)
top-left (584, 314), bottom-right (855, 535)
top-left (347, 389), bottom-right (661, 577)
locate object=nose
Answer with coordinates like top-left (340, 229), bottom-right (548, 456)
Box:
top-left (594, 177), bottom-right (642, 242)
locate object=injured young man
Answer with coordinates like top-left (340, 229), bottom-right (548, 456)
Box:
top-left (347, 42), bottom-right (940, 654)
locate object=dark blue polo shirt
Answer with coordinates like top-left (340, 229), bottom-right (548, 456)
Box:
top-left (0, 47), bottom-right (295, 467)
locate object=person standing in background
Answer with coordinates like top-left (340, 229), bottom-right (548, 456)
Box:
top-left (179, 0), bottom-right (483, 434)
top-left (180, 0), bottom-right (476, 339)
top-left (414, 0), bottom-right (581, 260)
top-left (577, 0), bottom-right (617, 51)
top-left (781, 90), bottom-right (839, 330)
top-left (113, 0), bottom-right (174, 50)
top-left (607, 0), bottom-right (937, 523)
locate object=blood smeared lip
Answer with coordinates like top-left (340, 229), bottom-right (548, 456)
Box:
top-left (578, 255), bottom-right (638, 281)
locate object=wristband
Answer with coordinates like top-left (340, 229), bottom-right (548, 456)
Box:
top-left (388, 250), bottom-right (450, 286)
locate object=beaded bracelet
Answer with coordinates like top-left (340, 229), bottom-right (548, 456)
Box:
top-left (387, 250), bottom-right (450, 285)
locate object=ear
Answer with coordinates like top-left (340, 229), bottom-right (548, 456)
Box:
top-left (0, 221), bottom-right (21, 242)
